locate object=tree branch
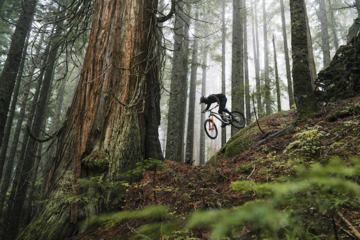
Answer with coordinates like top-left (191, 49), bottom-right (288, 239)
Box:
top-left (157, 0), bottom-right (175, 23)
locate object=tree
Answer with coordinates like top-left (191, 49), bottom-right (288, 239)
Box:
top-left (221, 0), bottom-right (227, 145)
top-left (166, 2), bottom-right (189, 162)
top-left (244, 0), bottom-right (251, 125)
top-left (0, 0), bottom-right (37, 166)
top-left (290, 0), bottom-right (319, 119)
top-left (317, 0), bottom-right (331, 68)
top-left (199, 46), bottom-right (208, 165)
top-left (280, 0), bottom-right (294, 108)
top-left (251, 0), bottom-right (262, 117)
top-left (231, 0), bottom-right (244, 136)
top-left (17, 0), bottom-right (165, 239)
top-left (262, 0), bottom-right (271, 115)
top-left (327, 0), bottom-right (339, 50)
top-left (273, 35), bottom-right (281, 112)
top-left (185, 11), bottom-right (199, 163)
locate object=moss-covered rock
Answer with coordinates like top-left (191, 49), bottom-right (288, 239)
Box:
top-left (316, 28), bottom-right (360, 102)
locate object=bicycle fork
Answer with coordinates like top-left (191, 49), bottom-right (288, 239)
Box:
top-left (208, 116), bottom-right (215, 130)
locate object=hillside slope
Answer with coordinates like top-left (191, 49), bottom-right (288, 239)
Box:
top-left (73, 97), bottom-right (360, 240)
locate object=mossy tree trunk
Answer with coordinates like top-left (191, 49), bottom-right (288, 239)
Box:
top-left (290, 0), bottom-right (319, 119)
top-left (17, 0), bottom-right (163, 239)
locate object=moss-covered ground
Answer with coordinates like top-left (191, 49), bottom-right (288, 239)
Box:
top-left (72, 97), bottom-right (360, 240)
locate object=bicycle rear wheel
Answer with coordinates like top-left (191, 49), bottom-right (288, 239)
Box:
top-left (230, 111), bottom-right (245, 129)
top-left (204, 119), bottom-right (218, 139)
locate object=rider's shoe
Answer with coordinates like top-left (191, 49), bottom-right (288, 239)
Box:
top-left (221, 122), bottom-right (226, 128)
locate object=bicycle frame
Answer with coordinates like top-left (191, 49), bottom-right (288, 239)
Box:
top-left (205, 106), bottom-right (230, 124)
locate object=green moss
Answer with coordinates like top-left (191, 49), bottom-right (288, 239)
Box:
top-left (82, 150), bottom-right (109, 172)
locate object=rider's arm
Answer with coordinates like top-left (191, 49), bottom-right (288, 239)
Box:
top-left (204, 103), bottom-right (211, 111)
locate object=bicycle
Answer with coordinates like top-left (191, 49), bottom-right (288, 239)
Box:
top-left (202, 105), bottom-right (245, 139)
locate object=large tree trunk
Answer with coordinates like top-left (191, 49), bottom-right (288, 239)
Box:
top-left (166, 2), bottom-right (188, 162)
top-left (244, 0), bottom-right (250, 125)
top-left (221, 0), bottom-right (227, 146)
top-left (280, 0), bottom-right (294, 108)
top-left (317, 0), bottom-right (331, 68)
top-left (262, 0), bottom-right (271, 115)
top-left (231, 0), bottom-right (244, 136)
top-left (0, 0), bottom-right (37, 160)
top-left (18, 0), bottom-right (162, 239)
top-left (199, 47), bottom-right (208, 165)
top-left (290, 0), bottom-right (319, 119)
top-left (185, 13), bottom-right (198, 163)
top-left (327, 0), bottom-right (339, 50)
top-left (273, 36), bottom-right (281, 112)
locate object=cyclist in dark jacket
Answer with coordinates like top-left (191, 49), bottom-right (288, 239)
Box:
top-left (200, 93), bottom-right (230, 127)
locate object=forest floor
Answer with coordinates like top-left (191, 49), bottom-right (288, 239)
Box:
top-left (73, 97), bottom-right (360, 240)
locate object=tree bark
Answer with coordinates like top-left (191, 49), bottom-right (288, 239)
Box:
top-left (221, 0), bottom-right (227, 146)
top-left (273, 35), bottom-right (281, 112)
top-left (166, 2), bottom-right (188, 162)
top-left (280, 0), bottom-right (294, 108)
top-left (262, 0), bottom-right (271, 115)
top-left (0, 32), bottom-right (29, 179)
top-left (18, 1), bottom-right (162, 239)
top-left (317, 0), bottom-right (331, 68)
top-left (290, 0), bottom-right (319, 119)
top-left (0, 0), bottom-right (37, 159)
top-left (185, 12), bottom-right (198, 163)
top-left (327, 0), bottom-right (339, 50)
top-left (244, 0), bottom-right (250, 125)
top-left (199, 46), bottom-right (208, 165)
top-left (231, 0), bottom-right (244, 136)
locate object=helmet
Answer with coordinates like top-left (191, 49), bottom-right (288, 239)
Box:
top-left (200, 96), bottom-right (205, 104)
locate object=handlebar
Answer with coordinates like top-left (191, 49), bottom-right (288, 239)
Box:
top-left (202, 105), bottom-right (219, 113)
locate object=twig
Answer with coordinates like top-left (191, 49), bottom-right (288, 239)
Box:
top-left (337, 211), bottom-right (360, 239)
top-left (254, 125), bottom-right (292, 148)
top-left (252, 92), bottom-right (265, 134)
top-left (247, 165), bottom-right (256, 180)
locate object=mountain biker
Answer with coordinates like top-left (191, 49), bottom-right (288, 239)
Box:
top-left (200, 93), bottom-right (231, 127)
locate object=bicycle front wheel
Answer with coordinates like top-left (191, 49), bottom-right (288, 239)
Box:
top-left (204, 119), bottom-right (218, 139)
top-left (230, 111), bottom-right (245, 129)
